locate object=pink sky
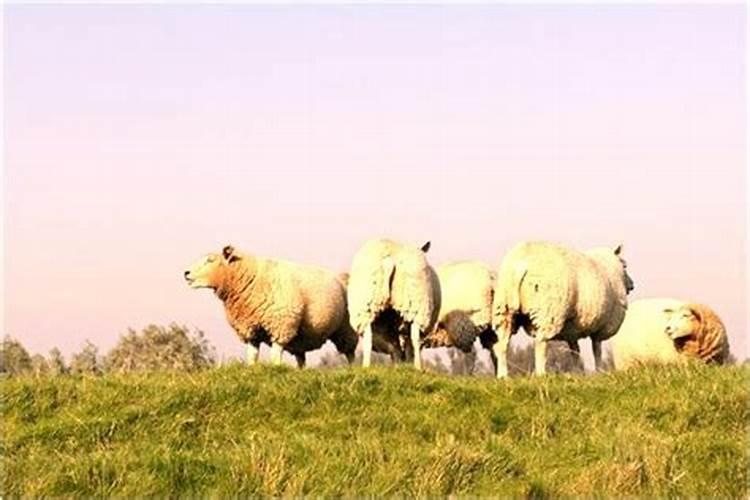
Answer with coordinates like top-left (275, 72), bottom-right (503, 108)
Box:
top-left (3, 5), bottom-right (747, 362)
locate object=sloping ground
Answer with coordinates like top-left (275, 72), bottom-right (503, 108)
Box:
top-left (2, 363), bottom-right (748, 496)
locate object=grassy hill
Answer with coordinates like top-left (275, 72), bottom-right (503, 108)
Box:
top-left (2, 363), bottom-right (748, 497)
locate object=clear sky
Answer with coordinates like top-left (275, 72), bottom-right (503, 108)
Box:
top-left (4, 5), bottom-right (747, 362)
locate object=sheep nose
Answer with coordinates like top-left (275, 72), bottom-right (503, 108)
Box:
top-left (184, 270), bottom-right (190, 278)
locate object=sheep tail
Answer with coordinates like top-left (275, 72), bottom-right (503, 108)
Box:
top-left (382, 256), bottom-right (397, 303)
top-left (496, 261), bottom-right (528, 321)
top-left (508, 263), bottom-right (528, 313)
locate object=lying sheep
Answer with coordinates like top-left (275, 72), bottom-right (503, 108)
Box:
top-left (421, 261), bottom-right (496, 374)
top-left (347, 239), bottom-right (441, 370)
top-left (611, 298), bottom-right (730, 369)
top-left (492, 241), bottom-right (635, 377)
top-left (184, 245), bottom-right (357, 367)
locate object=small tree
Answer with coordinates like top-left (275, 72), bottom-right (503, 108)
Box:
top-left (104, 324), bottom-right (216, 373)
top-left (30, 354), bottom-right (50, 376)
top-left (47, 347), bottom-right (68, 375)
top-left (70, 340), bottom-right (102, 375)
top-left (0, 336), bottom-right (33, 376)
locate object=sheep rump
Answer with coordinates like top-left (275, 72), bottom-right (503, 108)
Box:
top-left (491, 241), bottom-right (633, 377)
top-left (346, 238), bottom-right (441, 369)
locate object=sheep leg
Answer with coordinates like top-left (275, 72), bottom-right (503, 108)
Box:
top-left (491, 329), bottom-right (511, 378)
top-left (294, 353), bottom-right (306, 369)
top-left (410, 323), bottom-right (422, 370)
top-left (534, 339), bottom-right (548, 376)
top-left (567, 340), bottom-right (582, 371)
top-left (345, 351), bottom-right (355, 365)
top-left (270, 342), bottom-right (284, 366)
top-left (246, 342), bottom-right (260, 366)
top-left (464, 345), bottom-right (477, 375)
top-left (592, 339), bottom-right (603, 372)
top-left (362, 323), bottom-right (373, 368)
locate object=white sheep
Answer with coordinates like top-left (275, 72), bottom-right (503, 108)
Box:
top-left (422, 261), bottom-right (496, 374)
top-left (347, 238), bottom-right (441, 370)
top-left (611, 298), bottom-right (730, 369)
top-left (184, 245), bottom-right (358, 367)
top-left (491, 241), bottom-right (635, 377)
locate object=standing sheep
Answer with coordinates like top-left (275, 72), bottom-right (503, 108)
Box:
top-left (492, 241), bottom-right (634, 378)
top-left (421, 261), bottom-right (496, 375)
top-left (347, 239), bottom-right (441, 370)
top-left (184, 245), bottom-right (357, 367)
top-left (611, 298), bottom-right (730, 369)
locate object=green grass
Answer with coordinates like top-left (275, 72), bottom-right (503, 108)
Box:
top-left (2, 363), bottom-right (748, 496)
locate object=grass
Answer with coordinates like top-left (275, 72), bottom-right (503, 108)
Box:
top-left (2, 363), bottom-right (748, 496)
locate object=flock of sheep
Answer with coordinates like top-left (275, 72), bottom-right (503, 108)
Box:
top-left (183, 239), bottom-right (730, 376)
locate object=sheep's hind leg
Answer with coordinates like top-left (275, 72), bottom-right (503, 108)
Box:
top-left (491, 328), bottom-right (511, 379)
top-left (534, 339), bottom-right (548, 376)
top-left (410, 323), bottom-right (422, 370)
top-left (464, 345), bottom-right (477, 375)
top-left (592, 338), bottom-right (604, 372)
top-left (567, 340), bottom-right (583, 372)
top-left (362, 323), bottom-right (373, 368)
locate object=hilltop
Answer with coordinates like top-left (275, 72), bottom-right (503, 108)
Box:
top-left (2, 363), bottom-right (748, 496)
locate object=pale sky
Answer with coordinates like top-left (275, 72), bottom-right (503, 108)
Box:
top-left (3, 5), bottom-right (747, 363)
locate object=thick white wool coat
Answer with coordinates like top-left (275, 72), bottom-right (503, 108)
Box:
top-left (611, 298), bottom-right (685, 369)
top-left (206, 251), bottom-right (353, 357)
top-left (493, 242), bottom-right (629, 343)
top-left (611, 298), bottom-right (730, 369)
top-left (347, 239), bottom-right (441, 337)
top-left (423, 261), bottom-right (494, 352)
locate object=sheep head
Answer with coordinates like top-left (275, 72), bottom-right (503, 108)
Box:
top-left (184, 245), bottom-right (241, 289)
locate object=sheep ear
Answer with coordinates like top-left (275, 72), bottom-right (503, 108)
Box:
top-left (614, 243), bottom-right (624, 256)
top-left (222, 245), bottom-right (239, 262)
top-left (420, 241), bottom-right (431, 253)
top-left (687, 305), bottom-right (702, 322)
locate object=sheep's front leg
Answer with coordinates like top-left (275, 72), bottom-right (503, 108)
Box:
top-left (534, 339), bottom-right (548, 376)
top-left (410, 323), bottom-right (422, 370)
top-left (270, 342), bottom-right (284, 366)
top-left (246, 342), bottom-right (260, 366)
top-left (295, 353), bottom-right (306, 369)
top-left (362, 323), bottom-right (373, 368)
top-left (592, 338), bottom-right (603, 372)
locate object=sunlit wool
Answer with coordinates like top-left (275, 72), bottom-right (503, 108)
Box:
top-left (346, 239), bottom-right (441, 369)
top-left (422, 261), bottom-right (496, 374)
top-left (612, 298), bottom-right (730, 369)
top-left (491, 241), bottom-right (634, 377)
top-left (185, 246), bottom-right (357, 366)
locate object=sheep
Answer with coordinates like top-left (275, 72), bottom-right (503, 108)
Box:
top-left (347, 238), bottom-right (441, 370)
top-left (611, 298), bottom-right (730, 369)
top-left (421, 261), bottom-right (496, 375)
top-left (491, 241), bottom-right (635, 378)
top-left (184, 245), bottom-right (357, 367)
